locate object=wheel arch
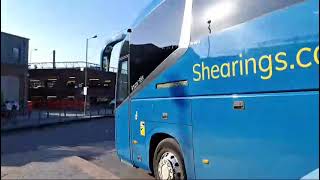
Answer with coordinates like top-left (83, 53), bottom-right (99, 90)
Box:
top-left (148, 132), bottom-right (174, 174)
top-left (145, 125), bottom-right (195, 179)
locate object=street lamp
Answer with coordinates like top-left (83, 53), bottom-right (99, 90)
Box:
top-left (84, 35), bottom-right (98, 115)
top-left (29, 48), bottom-right (38, 63)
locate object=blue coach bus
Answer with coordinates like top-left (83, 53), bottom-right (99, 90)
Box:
top-left (104, 0), bottom-right (319, 179)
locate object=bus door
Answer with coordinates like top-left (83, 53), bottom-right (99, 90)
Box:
top-left (115, 57), bottom-right (132, 163)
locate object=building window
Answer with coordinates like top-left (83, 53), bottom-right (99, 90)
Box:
top-left (66, 96), bottom-right (75, 100)
top-left (104, 80), bottom-right (112, 88)
top-left (89, 79), bottom-right (101, 87)
top-left (47, 96), bottom-right (57, 100)
top-left (66, 80), bottom-right (76, 88)
top-left (97, 97), bottom-right (109, 103)
top-left (13, 48), bottom-right (20, 61)
top-left (46, 80), bottom-right (56, 88)
top-left (29, 79), bottom-right (45, 89)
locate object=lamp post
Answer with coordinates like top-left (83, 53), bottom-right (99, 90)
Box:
top-left (29, 48), bottom-right (38, 63)
top-left (84, 35), bottom-right (98, 115)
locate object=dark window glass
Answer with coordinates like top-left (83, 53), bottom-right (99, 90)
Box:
top-left (46, 80), bottom-right (56, 88)
top-left (66, 80), bottom-right (76, 88)
top-left (120, 41), bottom-right (129, 58)
top-left (13, 48), bottom-right (20, 61)
top-left (103, 80), bottom-right (112, 88)
top-left (116, 59), bottom-right (129, 107)
top-left (191, 0), bottom-right (305, 42)
top-left (29, 80), bottom-right (45, 89)
top-left (89, 79), bottom-right (101, 87)
top-left (130, 0), bottom-right (186, 92)
top-left (102, 56), bottom-right (109, 71)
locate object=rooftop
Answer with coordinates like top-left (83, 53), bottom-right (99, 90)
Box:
top-left (28, 61), bottom-right (117, 73)
top-left (1, 31), bottom-right (30, 40)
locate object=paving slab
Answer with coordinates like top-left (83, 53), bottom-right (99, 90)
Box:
top-left (1, 156), bottom-right (95, 179)
top-left (64, 156), bottom-right (119, 179)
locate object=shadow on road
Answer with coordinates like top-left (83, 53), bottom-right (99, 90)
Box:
top-left (1, 118), bottom-right (115, 167)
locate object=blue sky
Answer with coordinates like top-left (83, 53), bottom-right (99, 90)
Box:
top-left (1, 0), bottom-right (151, 67)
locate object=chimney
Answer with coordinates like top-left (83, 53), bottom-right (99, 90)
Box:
top-left (53, 50), bottom-right (56, 69)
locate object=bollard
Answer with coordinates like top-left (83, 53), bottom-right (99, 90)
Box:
top-left (38, 111), bottom-right (41, 126)
top-left (59, 110), bottom-right (62, 122)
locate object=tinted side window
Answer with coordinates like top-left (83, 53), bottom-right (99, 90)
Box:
top-left (116, 59), bottom-right (129, 107)
top-left (120, 41), bottom-right (129, 58)
top-left (130, 0), bottom-right (186, 92)
top-left (191, 0), bottom-right (304, 42)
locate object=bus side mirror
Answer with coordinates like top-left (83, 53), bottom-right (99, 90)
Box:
top-left (207, 20), bottom-right (212, 34)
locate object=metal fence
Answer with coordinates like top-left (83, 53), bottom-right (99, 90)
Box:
top-left (28, 61), bottom-right (118, 73)
top-left (1, 106), bottom-right (114, 131)
top-left (28, 61), bottom-right (101, 70)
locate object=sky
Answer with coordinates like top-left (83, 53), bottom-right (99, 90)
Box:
top-left (1, 0), bottom-right (151, 68)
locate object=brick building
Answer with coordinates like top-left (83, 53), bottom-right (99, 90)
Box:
top-left (28, 62), bottom-right (116, 109)
top-left (1, 32), bottom-right (29, 110)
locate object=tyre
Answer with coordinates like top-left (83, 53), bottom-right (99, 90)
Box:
top-left (153, 138), bottom-right (186, 180)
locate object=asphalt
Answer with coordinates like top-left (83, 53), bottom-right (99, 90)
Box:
top-left (1, 118), bottom-right (114, 155)
top-left (1, 117), bottom-right (153, 179)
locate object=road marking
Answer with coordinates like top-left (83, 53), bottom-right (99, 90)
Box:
top-left (64, 156), bottom-right (119, 179)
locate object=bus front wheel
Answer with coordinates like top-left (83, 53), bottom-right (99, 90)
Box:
top-left (153, 138), bottom-right (186, 180)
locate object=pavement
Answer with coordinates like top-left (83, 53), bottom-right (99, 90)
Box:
top-left (1, 117), bottom-right (153, 179)
top-left (1, 108), bottom-right (113, 131)
top-left (1, 156), bottom-right (99, 179)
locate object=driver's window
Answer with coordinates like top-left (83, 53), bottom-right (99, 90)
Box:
top-left (116, 59), bottom-right (129, 107)
top-left (129, 0), bottom-right (186, 92)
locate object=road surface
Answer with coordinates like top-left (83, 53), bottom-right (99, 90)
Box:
top-left (1, 118), bottom-right (153, 179)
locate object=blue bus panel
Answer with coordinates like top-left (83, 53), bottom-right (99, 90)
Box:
top-left (115, 0), bottom-right (319, 179)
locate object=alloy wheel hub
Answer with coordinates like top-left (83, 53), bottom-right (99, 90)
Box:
top-left (158, 152), bottom-right (182, 179)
